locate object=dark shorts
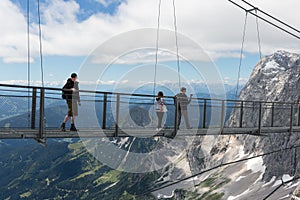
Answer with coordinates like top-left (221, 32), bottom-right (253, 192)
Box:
top-left (67, 100), bottom-right (78, 117)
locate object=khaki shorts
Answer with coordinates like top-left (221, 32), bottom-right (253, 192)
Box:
top-left (67, 100), bottom-right (78, 116)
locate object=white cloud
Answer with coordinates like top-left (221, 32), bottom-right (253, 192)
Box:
top-left (94, 0), bottom-right (122, 8)
top-left (223, 76), bottom-right (249, 85)
top-left (238, 77), bottom-right (249, 85)
top-left (0, 79), bottom-right (129, 87)
top-left (0, 79), bottom-right (63, 86)
top-left (1, 0), bottom-right (300, 64)
top-left (42, 0), bottom-right (79, 24)
top-left (0, 0), bottom-right (28, 63)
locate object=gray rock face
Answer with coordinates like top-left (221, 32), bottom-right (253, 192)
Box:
top-left (229, 51), bottom-right (300, 175)
top-left (292, 183), bottom-right (300, 199)
top-left (226, 50), bottom-right (300, 197)
top-left (153, 51), bottom-right (300, 199)
top-left (228, 50), bottom-right (300, 128)
top-left (241, 50), bottom-right (300, 103)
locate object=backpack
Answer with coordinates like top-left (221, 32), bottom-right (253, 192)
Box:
top-left (62, 83), bottom-right (67, 99)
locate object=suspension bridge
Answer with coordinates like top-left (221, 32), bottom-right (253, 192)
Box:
top-left (0, 83), bottom-right (300, 144)
top-left (1, 1), bottom-right (299, 199)
top-left (1, 0), bottom-right (300, 143)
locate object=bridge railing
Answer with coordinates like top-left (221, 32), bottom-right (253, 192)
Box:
top-left (225, 100), bottom-right (300, 133)
top-left (0, 83), bottom-right (299, 137)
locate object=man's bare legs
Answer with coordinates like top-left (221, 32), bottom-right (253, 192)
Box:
top-left (61, 115), bottom-right (76, 131)
top-left (63, 115), bottom-right (75, 124)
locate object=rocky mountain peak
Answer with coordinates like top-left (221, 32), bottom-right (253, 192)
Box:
top-left (272, 50), bottom-right (300, 67)
top-left (223, 50), bottom-right (300, 199)
top-left (149, 51), bottom-right (300, 199)
top-left (241, 50), bottom-right (300, 102)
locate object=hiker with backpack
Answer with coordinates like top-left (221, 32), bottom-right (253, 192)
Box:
top-left (60, 73), bottom-right (81, 131)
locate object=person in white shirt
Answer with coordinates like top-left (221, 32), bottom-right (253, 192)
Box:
top-left (155, 91), bottom-right (167, 131)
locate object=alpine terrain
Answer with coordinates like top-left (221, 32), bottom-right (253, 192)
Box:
top-left (1, 50), bottom-right (300, 200)
top-left (151, 50), bottom-right (300, 199)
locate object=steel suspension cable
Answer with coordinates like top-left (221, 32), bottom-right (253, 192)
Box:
top-left (152, 0), bottom-right (161, 98)
top-left (37, 0), bottom-right (44, 88)
top-left (228, 0), bottom-right (300, 40)
top-left (255, 9), bottom-right (262, 59)
top-left (142, 143), bottom-right (300, 195)
top-left (263, 175), bottom-right (300, 200)
top-left (241, 0), bottom-right (300, 35)
top-left (235, 12), bottom-right (248, 98)
top-left (27, 0), bottom-right (31, 128)
top-left (37, 0), bottom-right (46, 141)
top-left (153, 0), bottom-right (181, 96)
top-left (172, 0), bottom-right (181, 89)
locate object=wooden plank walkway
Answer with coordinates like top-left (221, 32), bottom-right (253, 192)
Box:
top-left (0, 126), bottom-right (299, 139)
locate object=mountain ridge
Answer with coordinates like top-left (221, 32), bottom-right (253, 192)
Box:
top-left (1, 50), bottom-right (300, 199)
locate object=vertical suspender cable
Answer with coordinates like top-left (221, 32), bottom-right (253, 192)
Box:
top-left (235, 12), bottom-right (248, 98)
top-left (37, 0), bottom-right (44, 88)
top-left (153, 0), bottom-right (161, 98)
top-left (153, 0), bottom-right (181, 94)
top-left (255, 9), bottom-right (262, 59)
top-left (37, 0), bottom-right (45, 139)
top-left (172, 0), bottom-right (181, 89)
top-left (27, 0), bottom-right (31, 128)
top-left (151, 0), bottom-right (161, 128)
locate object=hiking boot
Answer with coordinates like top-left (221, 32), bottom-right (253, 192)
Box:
top-left (60, 123), bottom-right (66, 132)
top-left (70, 124), bottom-right (78, 131)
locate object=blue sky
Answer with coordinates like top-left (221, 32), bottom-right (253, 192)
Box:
top-left (11, 0), bottom-right (123, 20)
top-left (0, 0), bottom-right (299, 89)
